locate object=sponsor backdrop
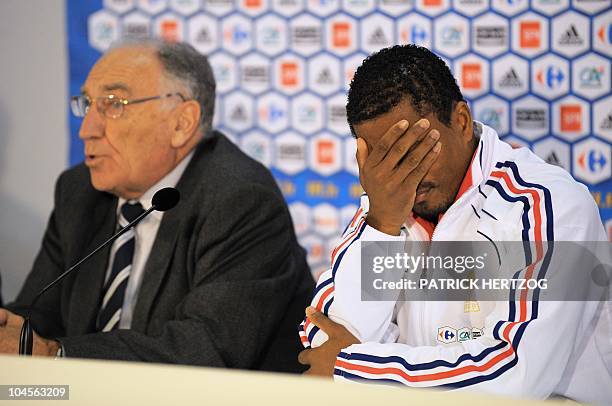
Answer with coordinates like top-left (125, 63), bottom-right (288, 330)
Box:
top-left (68, 0), bottom-right (612, 275)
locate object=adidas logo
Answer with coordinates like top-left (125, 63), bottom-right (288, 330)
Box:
top-left (601, 113), bottom-right (612, 130)
top-left (317, 69), bottom-right (334, 85)
top-left (231, 106), bottom-right (247, 122)
top-left (368, 27), bottom-right (388, 46)
top-left (545, 151), bottom-right (561, 167)
top-left (499, 68), bottom-right (522, 88)
top-left (559, 25), bottom-right (583, 45)
top-left (196, 28), bottom-right (211, 43)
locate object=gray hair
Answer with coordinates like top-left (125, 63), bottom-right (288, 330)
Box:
top-left (110, 39), bottom-right (216, 134)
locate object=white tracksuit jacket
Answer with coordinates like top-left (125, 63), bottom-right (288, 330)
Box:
top-left (299, 123), bottom-right (612, 404)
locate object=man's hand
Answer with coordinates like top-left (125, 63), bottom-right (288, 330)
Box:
top-left (0, 308), bottom-right (8, 327)
top-left (357, 119), bottom-right (441, 236)
top-left (298, 307), bottom-right (360, 377)
top-left (0, 308), bottom-right (60, 357)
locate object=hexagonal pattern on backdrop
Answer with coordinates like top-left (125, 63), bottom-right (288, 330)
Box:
top-left (72, 0), bottom-right (612, 273)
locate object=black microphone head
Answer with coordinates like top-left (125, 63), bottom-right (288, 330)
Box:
top-left (152, 187), bottom-right (180, 212)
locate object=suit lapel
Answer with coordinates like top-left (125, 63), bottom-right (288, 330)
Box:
top-left (68, 193), bottom-right (117, 335)
top-left (131, 140), bottom-right (212, 332)
top-left (130, 207), bottom-right (180, 332)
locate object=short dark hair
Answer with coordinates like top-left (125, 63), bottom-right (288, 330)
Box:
top-left (157, 41), bottom-right (216, 133)
top-left (346, 45), bottom-right (464, 135)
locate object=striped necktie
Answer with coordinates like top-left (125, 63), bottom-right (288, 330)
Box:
top-left (97, 201), bottom-right (145, 332)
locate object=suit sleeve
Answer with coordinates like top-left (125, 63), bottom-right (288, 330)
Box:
top-left (299, 195), bottom-right (405, 349)
top-left (6, 175), bottom-right (67, 339)
top-left (58, 183), bottom-right (305, 368)
top-left (333, 191), bottom-right (611, 398)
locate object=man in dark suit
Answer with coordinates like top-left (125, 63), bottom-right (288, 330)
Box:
top-left (0, 40), bottom-right (313, 371)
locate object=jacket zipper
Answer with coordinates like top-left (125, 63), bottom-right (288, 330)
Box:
top-left (424, 191), bottom-right (474, 344)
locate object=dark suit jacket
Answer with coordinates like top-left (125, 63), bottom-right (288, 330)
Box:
top-left (8, 131), bottom-right (313, 372)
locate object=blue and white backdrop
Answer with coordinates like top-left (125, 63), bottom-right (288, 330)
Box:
top-left (68, 0), bottom-right (612, 276)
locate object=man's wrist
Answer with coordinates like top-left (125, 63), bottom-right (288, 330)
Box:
top-left (366, 215), bottom-right (402, 236)
top-left (45, 339), bottom-right (61, 357)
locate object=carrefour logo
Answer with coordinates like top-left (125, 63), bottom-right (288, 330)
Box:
top-left (578, 150), bottom-right (608, 174)
top-left (597, 23), bottom-right (612, 45)
top-left (536, 66), bottom-right (565, 89)
top-left (259, 104), bottom-right (285, 121)
top-left (411, 26), bottom-right (428, 43)
top-left (442, 330), bottom-right (455, 340)
top-left (573, 139), bottom-right (611, 184)
top-left (224, 26), bottom-right (249, 45)
top-left (437, 326), bottom-right (457, 344)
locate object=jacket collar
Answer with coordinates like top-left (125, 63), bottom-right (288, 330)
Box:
top-left (409, 122), bottom-right (500, 238)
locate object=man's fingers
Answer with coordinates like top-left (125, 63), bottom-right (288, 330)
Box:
top-left (367, 120), bottom-right (409, 166)
top-left (298, 348), bottom-right (311, 365)
top-left (404, 142), bottom-right (442, 186)
top-left (305, 306), bottom-right (338, 334)
top-left (0, 309), bottom-right (7, 327)
top-left (381, 119), bottom-right (433, 172)
top-left (355, 137), bottom-right (368, 171)
top-left (392, 129), bottom-right (440, 182)
top-left (4, 310), bottom-right (24, 327)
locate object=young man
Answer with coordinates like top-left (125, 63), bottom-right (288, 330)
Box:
top-left (298, 45), bottom-right (611, 403)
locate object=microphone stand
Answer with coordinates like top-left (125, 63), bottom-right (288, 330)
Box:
top-left (18, 207), bottom-right (155, 356)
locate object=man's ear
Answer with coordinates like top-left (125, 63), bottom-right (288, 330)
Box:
top-left (453, 101), bottom-right (473, 143)
top-left (170, 100), bottom-right (201, 149)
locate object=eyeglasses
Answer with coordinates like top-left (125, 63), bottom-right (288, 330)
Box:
top-left (70, 92), bottom-right (186, 119)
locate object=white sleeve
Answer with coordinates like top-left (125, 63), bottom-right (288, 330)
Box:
top-left (333, 192), bottom-right (611, 398)
top-left (299, 195), bottom-right (406, 348)
top-left (335, 299), bottom-right (598, 398)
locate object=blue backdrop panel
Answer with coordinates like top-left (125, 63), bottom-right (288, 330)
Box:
top-left (67, 0), bottom-right (612, 273)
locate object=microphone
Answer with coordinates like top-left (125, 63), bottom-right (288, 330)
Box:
top-left (18, 187), bottom-right (180, 356)
top-left (151, 187), bottom-right (180, 212)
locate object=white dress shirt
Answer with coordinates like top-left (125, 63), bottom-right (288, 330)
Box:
top-left (103, 152), bottom-right (194, 329)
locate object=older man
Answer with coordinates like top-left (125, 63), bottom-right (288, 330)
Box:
top-left (0, 40), bottom-right (313, 371)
